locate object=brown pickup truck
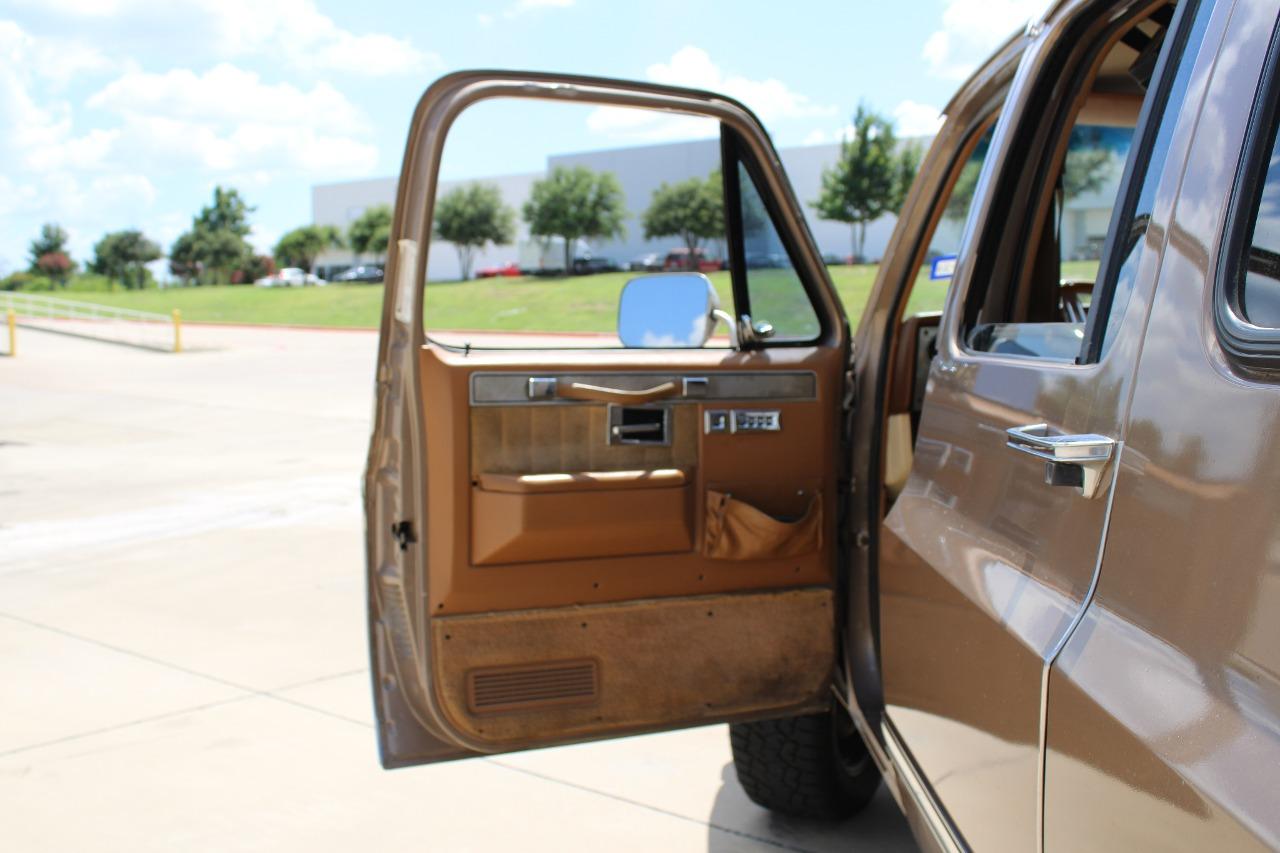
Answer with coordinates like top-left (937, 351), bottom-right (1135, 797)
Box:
top-left (363, 0), bottom-right (1280, 848)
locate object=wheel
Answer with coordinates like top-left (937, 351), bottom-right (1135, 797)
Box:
top-left (729, 704), bottom-right (882, 819)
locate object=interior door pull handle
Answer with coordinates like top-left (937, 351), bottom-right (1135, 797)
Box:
top-left (611, 423), bottom-right (663, 436)
top-left (556, 380), bottom-right (680, 404)
top-left (1006, 423), bottom-right (1116, 499)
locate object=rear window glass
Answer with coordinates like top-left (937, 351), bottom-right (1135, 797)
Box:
top-left (1238, 137), bottom-right (1280, 328)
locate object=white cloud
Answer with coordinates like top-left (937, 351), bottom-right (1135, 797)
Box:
top-left (14, 0), bottom-right (439, 76)
top-left (646, 47), bottom-right (836, 121)
top-left (893, 100), bottom-right (945, 136)
top-left (224, 0), bottom-right (438, 76)
top-left (0, 20), bottom-right (116, 87)
top-left (922, 0), bottom-right (1046, 80)
top-left (800, 102), bottom-right (941, 149)
top-left (587, 46), bottom-right (835, 142)
top-left (586, 106), bottom-right (719, 142)
top-left (0, 20), bottom-right (379, 269)
top-left (504, 0), bottom-right (574, 18)
top-left (79, 64), bottom-right (377, 177)
top-left (477, 0), bottom-right (574, 24)
top-left (89, 64), bottom-right (363, 127)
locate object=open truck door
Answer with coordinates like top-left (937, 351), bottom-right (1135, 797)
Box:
top-left (364, 71), bottom-right (854, 766)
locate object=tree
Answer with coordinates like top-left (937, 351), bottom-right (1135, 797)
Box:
top-left (641, 171), bottom-right (724, 262)
top-left (433, 183), bottom-right (516, 280)
top-left (168, 186), bottom-right (256, 284)
top-left (196, 186), bottom-right (254, 238)
top-left (35, 252), bottom-right (72, 287)
top-left (348, 205), bottom-right (393, 263)
top-left (1063, 147), bottom-right (1113, 199)
top-left (944, 130), bottom-right (1112, 224)
top-left (813, 105), bottom-right (920, 261)
top-left (28, 224), bottom-right (71, 275)
top-left (169, 231), bottom-right (201, 284)
top-left (195, 229), bottom-right (250, 284)
top-left (90, 230), bottom-right (162, 290)
top-left (893, 142), bottom-right (923, 212)
top-left (232, 255), bottom-right (275, 285)
top-left (945, 160), bottom-right (982, 222)
top-left (274, 225), bottom-right (344, 272)
top-left (523, 166), bottom-right (626, 275)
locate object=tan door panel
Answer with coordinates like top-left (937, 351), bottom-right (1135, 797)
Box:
top-left (423, 342), bottom-right (842, 615)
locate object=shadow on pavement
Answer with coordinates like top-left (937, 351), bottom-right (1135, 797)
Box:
top-left (707, 762), bottom-right (919, 853)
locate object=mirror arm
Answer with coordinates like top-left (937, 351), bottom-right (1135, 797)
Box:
top-left (711, 308), bottom-right (740, 349)
top-left (736, 313), bottom-right (775, 348)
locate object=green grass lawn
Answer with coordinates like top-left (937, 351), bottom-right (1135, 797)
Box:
top-left (64, 261), bottom-right (1100, 333)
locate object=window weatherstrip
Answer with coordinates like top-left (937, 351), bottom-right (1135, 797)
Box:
top-left (1215, 16), bottom-right (1280, 368)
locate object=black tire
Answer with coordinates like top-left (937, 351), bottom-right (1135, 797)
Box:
top-left (729, 705), bottom-right (882, 819)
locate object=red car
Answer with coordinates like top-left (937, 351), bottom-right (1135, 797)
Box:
top-left (662, 247), bottom-right (723, 272)
top-left (475, 262), bottom-right (521, 278)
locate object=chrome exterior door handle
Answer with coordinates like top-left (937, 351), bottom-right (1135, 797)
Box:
top-left (1006, 423), bottom-right (1116, 499)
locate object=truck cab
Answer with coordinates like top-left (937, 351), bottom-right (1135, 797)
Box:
top-left (364, 0), bottom-right (1280, 848)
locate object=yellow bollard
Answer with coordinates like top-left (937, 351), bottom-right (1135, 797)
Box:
top-left (172, 308), bottom-right (182, 354)
top-left (6, 308), bottom-right (14, 357)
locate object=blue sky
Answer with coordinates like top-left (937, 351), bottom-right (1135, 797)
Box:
top-left (0, 0), bottom-right (1045, 274)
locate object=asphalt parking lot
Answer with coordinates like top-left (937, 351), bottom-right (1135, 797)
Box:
top-left (0, 323), bottom-right (918, 852)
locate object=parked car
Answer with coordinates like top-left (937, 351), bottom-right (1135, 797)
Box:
top-left (571, 255), bottom-right (620, 275)
top-left (362, 2), bottom-right (1280, 849)
top-left (629, 252), bottom-right (663, 272)
top-left (475, 262), bottom-right (522, 278)
top-left (662, 247), bottom-right (723, 272)
top-left (254, 267), bottom-right (325, 287)
top-left (333, 265), bottom-right (384, 283)
top-left (744, 252), bottom-right (790, 269)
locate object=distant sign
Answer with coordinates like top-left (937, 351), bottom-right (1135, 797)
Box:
top-left (930, 254), bottom-right (958, 280)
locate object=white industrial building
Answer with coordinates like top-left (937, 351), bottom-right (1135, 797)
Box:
top-left (311, 138), bottom-right (914, 281)
top-left (311, 135), bottom-right (1119, 281)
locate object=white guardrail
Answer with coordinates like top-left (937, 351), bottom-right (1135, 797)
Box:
top-left (0, 291), bottom-right (181, 354)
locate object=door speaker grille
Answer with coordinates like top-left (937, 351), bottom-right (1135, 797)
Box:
top-left (466, 660), bottom-right (599, 714)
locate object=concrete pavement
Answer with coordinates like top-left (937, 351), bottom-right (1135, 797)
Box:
top-left (0, 323), bottom-right (917, 852)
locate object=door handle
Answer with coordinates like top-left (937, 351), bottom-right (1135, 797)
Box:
top-left (611, 423), bottom-right (663, 437)
top-left (1006, 423), bottom-right (1115, 499)
top-left (559, 380), bottom-right (679, 404)
top-left (529, 376), bottom-right (686, 404)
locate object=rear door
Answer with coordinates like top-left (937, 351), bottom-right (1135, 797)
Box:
top-left (1044, 0), bottom-right (1280, 847)
top-left (877, 1), bottom-right (1208, 849)
top-left (364, 72), bottom-right (852, 766)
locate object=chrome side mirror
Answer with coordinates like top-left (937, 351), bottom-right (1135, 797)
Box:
top-left (617, 273), bottom-right (732, 348)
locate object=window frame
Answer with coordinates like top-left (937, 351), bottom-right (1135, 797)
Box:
top-left (1081, 0), bottom-right (1204, 363)
top-left (957, 0), bottom-right (1181, 364)
top-left (721, 125), bottom-right (828, 348)
top-left (1215, 16), bottom-right (1280, 370)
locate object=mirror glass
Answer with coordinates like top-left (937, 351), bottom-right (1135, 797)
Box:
top-left (617, 273), bottom-right (717, 348)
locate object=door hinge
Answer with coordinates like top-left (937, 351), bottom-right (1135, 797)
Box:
top-left (842, 368), bottom-right (856, 412)
top-left (391, 520), bottom-right (417, 551)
